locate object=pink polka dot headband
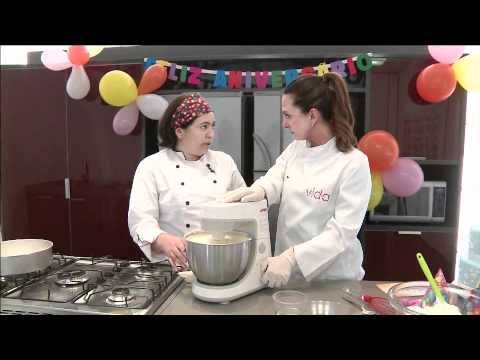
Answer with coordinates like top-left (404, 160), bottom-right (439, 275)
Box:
top-left (172, 93), bottom-right (213, 129)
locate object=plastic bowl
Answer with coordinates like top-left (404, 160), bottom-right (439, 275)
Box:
top-left (387, 281), bottom-right (480, 315)
top-left (272, 290), bottom-right (307, 315)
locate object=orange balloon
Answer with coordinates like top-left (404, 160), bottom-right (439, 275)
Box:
top-left (67, 46), bottom-right (90, 66)
top-left (358, 130), bottom-right (399, 171)
top-left (138, 64), bottom-right (168, 95)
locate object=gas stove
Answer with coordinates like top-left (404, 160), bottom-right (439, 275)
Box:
top-left (0, 254), bottom-right (183, 315)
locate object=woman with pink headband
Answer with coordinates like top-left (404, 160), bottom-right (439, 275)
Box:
top-left (128, 93), bottom-right (246, 270)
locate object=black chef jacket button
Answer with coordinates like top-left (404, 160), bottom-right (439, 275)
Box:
top-left (186, 224), bottom-right (190, 228)
top-left (181, 182), bottom-right (184, 186)
top-left (213, 180), bottom-right (217, 184)
top-left (176, 165), bottom-right (180, 168)
top-left (186, 201), bottom-right (190, 206)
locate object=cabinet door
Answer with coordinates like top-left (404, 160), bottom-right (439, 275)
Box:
top-left (1, 68), bottom-right (70, 253)
top-left (363, 230), bottom-right (457, 282)
top-left (253, 92), bottom-right (281, 172)
top-left (67, 64), bottom-right (145, 260)
top-left (369, 58), bottom-right (467, 161)
top-left (200, 92), bottom-right (244, 173)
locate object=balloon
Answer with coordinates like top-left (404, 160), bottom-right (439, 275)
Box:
top-left (416, 64), bottom-right (457, 103)
top-left (136, 94), bottom-right (169, 120)
top-left (112, 103), bottom-right (139, 136)
top-left (66, 65), bottom-right (90, 100)
top-left (86, 46), bottom-right (104, 57)
top-left (408, 71), bottom-right (430, 106)
top-left (99, 70), bottom-right (138, 107)
top-left (138, 64), bottom-right (168, 95)
top-left (67, 46), bottom-right (90, 66)
top-left (428, 46), bottom-right (464, 64)
top-left (453, 53), bottom-right (480, 92)
top-left (381, 158), bottom-right (424, 197)
top-left (358, 130), bottom-right (399, 172)
top-left (368, 172), bottom-right (384, 210)
top-left (40, 49), bottom-right (72, 71)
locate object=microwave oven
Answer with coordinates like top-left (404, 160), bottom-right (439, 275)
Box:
top-left (369, 181), bottom-right (447, 223)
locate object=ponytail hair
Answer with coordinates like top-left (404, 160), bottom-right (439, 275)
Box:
top-left (284, 72), bottom-right (357, 152)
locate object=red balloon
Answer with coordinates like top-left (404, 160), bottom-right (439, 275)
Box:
top-left (416, 64), bottom-right (457, 103)
top-left (138, 64), bottom-right (168, 95)
top-left (68, 46), bottom-right (90, 66)
top-left (358, 130), bottom-right (399, 172)
top-left (408, 71), bottom-right (430, 106)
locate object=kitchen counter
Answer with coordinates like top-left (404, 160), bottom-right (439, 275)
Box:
top-left (155, 280), bottom-right (392, 315)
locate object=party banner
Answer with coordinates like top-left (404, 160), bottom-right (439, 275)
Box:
top-left (143, 53), bottom-right (374, 89)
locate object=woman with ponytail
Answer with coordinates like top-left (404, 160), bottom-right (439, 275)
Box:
top-left (224, 73), bottom-right (371, 287)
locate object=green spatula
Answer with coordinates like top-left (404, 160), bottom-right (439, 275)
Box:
top-left (416, 252), bottom-right (446, 304)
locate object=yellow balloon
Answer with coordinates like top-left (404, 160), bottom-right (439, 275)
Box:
top-left (99, 70), bottom-right (138, 107)
top-left (86, 46), bottom-right (104, 57)
top-left (368, 172), bottom-right (384, 210)
top-left (453, 54), bottom-right (480, 92)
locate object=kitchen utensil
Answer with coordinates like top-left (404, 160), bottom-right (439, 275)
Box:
top-left (188, 200), bottom-right (272, 303)
top-left (341, 288), bottom-right (375, 314)
top-left (273, 290), bottom-right (307, 315)
top-left (388, 281), bottom-right (480, 315)
top-left (1, 239), bottom-right (53, 276)
top-left (416, 252), bottom-right (446, 304)
top-left (361, 294), bottom-right (399, 315)
top-left (185, 229), bottom-right (252, 285)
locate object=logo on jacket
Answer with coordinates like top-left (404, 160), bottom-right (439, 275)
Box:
top-left (306, 187), bottom-right (330, 202)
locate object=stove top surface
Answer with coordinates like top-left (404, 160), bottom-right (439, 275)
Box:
top-left (1, 255), bottom-right (183, 315)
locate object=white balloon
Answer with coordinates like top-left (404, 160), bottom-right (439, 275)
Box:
top-left (66, 65), bottom-right (90, 100)
top-left (136, 94), bottom-right (168, 120)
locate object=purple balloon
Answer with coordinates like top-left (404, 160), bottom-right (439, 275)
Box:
top-left (381, 158), bottom-right (424, 197)
top-left (41, 49), bottom-right (72, 71)
top-left (112, 103), bottom-right (139, 136)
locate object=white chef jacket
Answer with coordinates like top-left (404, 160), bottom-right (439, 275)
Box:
top-left (128, 148), bottom-right (246, 262)
top-left (254, 137), bottom-right (371, 282)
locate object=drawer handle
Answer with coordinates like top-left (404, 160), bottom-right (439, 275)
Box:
top-left (397, 231), bottom-right (422, 235)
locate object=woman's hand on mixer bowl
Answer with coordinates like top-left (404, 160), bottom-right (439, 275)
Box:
top-left (152, 233), bottom-right (188, 271)
top-left (222, 185), bottom-right (266, 203)
top-left (260, 247), bottom-right (296, 288)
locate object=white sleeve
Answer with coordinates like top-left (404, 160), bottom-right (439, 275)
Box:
top-left (227, 155), bottom-right (247, 190)
top-left (128, 160), bottom-right (167, 260)
top-left (253, 141), bottom-right (297, 206)
top-left (294, 155), bottom-right (371, 281)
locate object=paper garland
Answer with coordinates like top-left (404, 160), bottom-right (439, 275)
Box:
top-left (143, 53), bottom-right (374, 89)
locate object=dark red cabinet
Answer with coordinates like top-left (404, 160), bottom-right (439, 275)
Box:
top-left (67, 64), bottom-right (144, 259)
top-left (1, 68), bottom-right (69, 253)
top-left (369, 58), bottom-right (467, 161)
top-left (363, 230), bottom-right (457, 282)
top-left (1, 65), bottom-right (145, 260)
top-left (26, 182), bottom-right (70, 254)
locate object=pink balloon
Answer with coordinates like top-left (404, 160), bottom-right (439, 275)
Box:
top-left (428, 45), bottom-right (464, 64)
top-left (40, 49), bottom-right (72, 71)
top-left (112, 103), bottom-right (139, 136)
top-left (381, 158), bottom-right (424, 197)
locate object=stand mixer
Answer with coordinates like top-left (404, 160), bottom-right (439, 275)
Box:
top-left (189, 199), bottom-right (271, 303)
